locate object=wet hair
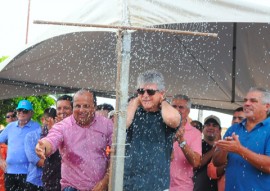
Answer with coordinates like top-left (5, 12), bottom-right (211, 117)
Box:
top-left (97, 103), bottom-right (114, 112)
top-left (57, 95), bottom-right (73, 108)
top-left (74, 89), bottom-right (97, 106)
top-left (172, 94), bottom-right (192, 109)
top-left (43, 108), bottom-right (57, 119)
top-left (234, 107), bottom-right (243, 113)
top-left (191, 120), bottom-right (203, 132)
top-left (137, 70), bottom-right (165, 91)
top-left (248, 87), bottom-right (270, 104)
top-left (128, 95), bottom-right (137, 103)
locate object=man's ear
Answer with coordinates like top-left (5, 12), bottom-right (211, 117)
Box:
top-left (265, 103), bottom-right (270, 113)
top-left (159, 91), bottom-right (166, 97)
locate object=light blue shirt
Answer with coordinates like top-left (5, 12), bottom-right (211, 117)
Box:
top-left (25, 128), bottom-right (43, 186)
top-left (0, 120), bottom-right (40, 174)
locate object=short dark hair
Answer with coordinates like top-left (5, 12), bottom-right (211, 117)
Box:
top-left (43, 108), bottom-right (57, 119)
top-left (191, 120), bottom-right (203, 132)
top-left (57, 95), bottom-right (73, 102)
top-left (6, 110), bottom-right (16, 118)
top-left (97, 103), bottom-right (114, 112)
top-left (57, 95), bottom-right (73, 108)
top-left (234, 107), bottom-right (243, 113)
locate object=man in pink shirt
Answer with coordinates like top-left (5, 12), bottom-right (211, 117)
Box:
top-left (170, 94), bottom-right (202, 191)
top-left (35, 89), bottom-right (113, 191)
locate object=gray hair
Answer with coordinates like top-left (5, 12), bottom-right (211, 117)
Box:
top-left (248, 87), bottom-right (270, 104)
top-left (172, 94), bottom-right (192, 109)
top-left (73, 89), bottom-right (97, 106)
top-left (137, 70), bottom-right (165, 91)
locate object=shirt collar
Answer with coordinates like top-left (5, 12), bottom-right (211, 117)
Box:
top-left (70, 114), bottom-right (97, 128)
top-left (16, 120), bottom-right (33, 128)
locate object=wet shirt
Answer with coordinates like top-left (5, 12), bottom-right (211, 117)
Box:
top-left (223, 118), bottom-right (270, 191)
top-left (42, 115), bottom-right (113, 190)
top-left (24, 128), bottom-right (43, 186)
top-left (0, 120), bottom-right (40, 174)
top-left (193, 140), bottom-right (218, 191)
top-left (41, 126), bottom-right (61, 191)
top-left (170, 123), bottom-right (202, 191)
top-left (124, 107), bottom-right (176, 191)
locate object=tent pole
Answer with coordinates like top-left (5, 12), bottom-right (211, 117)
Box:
top-left (25, 0), bottom-right (31, 44)
top-left (108, 30), bottom-right (131, 191)
top-left (231, 23), bottom-right (237, 103)
top-left (33, 20), bottom-right (217, 38)
top-left (109, 1), bottom-right (131, 190)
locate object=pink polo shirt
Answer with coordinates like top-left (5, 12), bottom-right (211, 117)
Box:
top-left (42, 114), bottom-right (113, 190)
top-left (170, 122), bottom-right (202, 191)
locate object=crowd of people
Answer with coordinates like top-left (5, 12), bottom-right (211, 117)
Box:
top-left (0, 69), bottom-right (269, 191)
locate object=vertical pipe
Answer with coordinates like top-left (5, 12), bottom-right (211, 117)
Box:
top-left (198, 109), bottom-right (203, 122)
top-left (109, 30), bottom-right (131, 191)
top-left (109, 1), bottom-right (131, 190)
top-left (25, 0), bottom-right (31, 44)
top-left (231, 23), bottom-right (237, 103)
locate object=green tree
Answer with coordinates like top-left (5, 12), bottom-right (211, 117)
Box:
top-left (0, 56), bottom-right (55, 125)
top-left (0, 95), bottom-right (56, 126)
top-left (0, 56), bottom-right (55, 126)
top-left (0, 56), bottom-right (8, 63)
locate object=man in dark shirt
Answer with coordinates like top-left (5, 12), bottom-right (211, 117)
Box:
top-left (193, 115), bottom-right (221, 191)
top-left (124, 70), bottom-right (181, 191)
top-left (42, 95), bottom-right (73, 191)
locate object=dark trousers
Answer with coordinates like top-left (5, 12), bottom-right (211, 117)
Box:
top-left (4, 173), bottom-right (27, 191)
top-left (26, 182), bottom-right (44, 191)
top-left (63, 187), bottom-right (79, 191)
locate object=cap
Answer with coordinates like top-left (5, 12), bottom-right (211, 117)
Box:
top-left (204, 115), bottom-right (221, 127)
top-left (16, 100), bottom-right (33, 111)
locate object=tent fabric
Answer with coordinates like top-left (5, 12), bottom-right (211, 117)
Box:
top-left (10, 0), bottom-right (270, 46)
top-left (1, 1), bottom-right (270, 113)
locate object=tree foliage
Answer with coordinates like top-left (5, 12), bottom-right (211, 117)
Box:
top-left (0, 57), bottom-right (55, 126)
top-left (0, 95), bottom-right (56, 126)
top-left (0, 56), bottom-right (8, 63)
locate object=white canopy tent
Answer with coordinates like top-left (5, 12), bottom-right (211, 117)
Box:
top-left (1, 0), bottom-right (270, 113)
top-left (1, 1), bottom-right (270, 189)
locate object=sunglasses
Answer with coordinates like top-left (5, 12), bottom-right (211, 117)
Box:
top-left (16, 109), bottom-right (30, 114)
top-left (6, 115), bottom-right (14, 119)
top-left (137, 88), bottom-right (159, 96)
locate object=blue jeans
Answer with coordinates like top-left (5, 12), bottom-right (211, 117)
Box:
top-left (63, 187), bottom-right (79, 191)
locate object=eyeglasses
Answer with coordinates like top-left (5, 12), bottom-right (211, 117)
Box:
top-left (232, 116), bottom-right (244, 120)
top-left (6, 115), bottom-right (14, 118)
top-left (16, 109), bottom-right (29, 114)
top-left (172, 105), bottom-right (186, 110)
top-left (137, 88), bottom-right (159, 96)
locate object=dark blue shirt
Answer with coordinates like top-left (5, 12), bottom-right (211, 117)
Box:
top-left (0, 120), bottom-right (40, 174)
top-left (124, 107), bottom-right (176, 191)
top-left (193, 139), bottom-right (217, 191)
top-left (223, 117), bottom-right (270, 191)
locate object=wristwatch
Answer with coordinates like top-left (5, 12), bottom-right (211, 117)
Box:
top-left (179, 140), bottom-right (187, 148)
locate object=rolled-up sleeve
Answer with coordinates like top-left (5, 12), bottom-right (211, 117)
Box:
top-left (41, 122), bottom-right (65, 155)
